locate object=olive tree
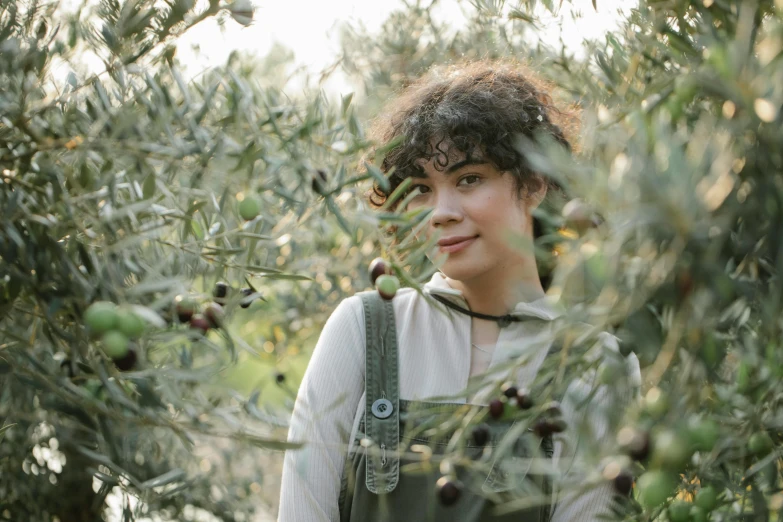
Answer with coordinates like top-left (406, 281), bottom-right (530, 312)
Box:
top-left (0, 1), bottom-right (372, 520)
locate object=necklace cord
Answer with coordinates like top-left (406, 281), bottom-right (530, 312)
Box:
top-left (429, 293), bottom-right (522, 327)
top-left (471, 343), bottom-right (492, 354)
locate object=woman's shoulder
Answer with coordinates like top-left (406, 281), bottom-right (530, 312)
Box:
top-left (348, 287), bottom-right (424, 311)
top-left (327, 286), bottom-right (421, 323)
top-left (314, 289), bottom-right (421, 361)
top-left (335, 287), bottom-right (426, 332)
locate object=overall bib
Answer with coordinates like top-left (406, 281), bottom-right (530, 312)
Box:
top-left (338, 291), bottom-right (556, 522)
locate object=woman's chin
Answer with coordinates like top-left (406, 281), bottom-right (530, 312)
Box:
top-left (436, 258), bottom-right (480, 283)
top-left (427, 249), bottom-right (481, 280)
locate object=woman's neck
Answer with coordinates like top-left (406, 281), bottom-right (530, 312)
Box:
top-left (444, 258), bottom-right (546, 317)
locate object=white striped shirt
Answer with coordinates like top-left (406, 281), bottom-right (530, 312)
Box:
top-left (279, 272), bottom-right (641, 521)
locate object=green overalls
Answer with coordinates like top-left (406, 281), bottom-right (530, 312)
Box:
top-left (338, 291), bottom-right (556, 522)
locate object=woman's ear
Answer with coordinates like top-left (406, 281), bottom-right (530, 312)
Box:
top-left (526, 179), bottom-right (548, 211)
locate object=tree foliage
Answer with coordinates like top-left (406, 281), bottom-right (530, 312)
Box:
top-left (0, 0), bottom-right (370, 519)
top-left (2, 0), bottom-right (783, 520)
top-left (337, 0), bottom-right (783, 519)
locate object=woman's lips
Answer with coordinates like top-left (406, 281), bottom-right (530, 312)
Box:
top-left (438, 236), bottom-right (477, 254)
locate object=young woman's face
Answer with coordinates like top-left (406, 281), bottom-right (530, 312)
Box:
top-left (407, 147), bottom-right (545, 283)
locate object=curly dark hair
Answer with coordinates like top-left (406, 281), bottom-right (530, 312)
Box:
top-left (362, 60), bottom-right (580, 288)
top-left (363, 59), bottom-right (579, 210)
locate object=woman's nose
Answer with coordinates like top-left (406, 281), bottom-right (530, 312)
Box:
top-left (430, 192), bottom-right (463, 227)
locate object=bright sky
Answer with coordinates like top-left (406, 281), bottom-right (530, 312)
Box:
top-left (53, 0), bottom-right (629, 101)
top-left (175, 0), bottom-right (631, 97)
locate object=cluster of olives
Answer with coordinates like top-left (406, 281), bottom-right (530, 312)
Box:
top-left (175, 281), bottom-right (262, 331)
top-left (213, 281), bottom-right (262, 310)
top-left (83, 280), bottom-right (262, 370)
top-left (666, 487), bottom-right (720, 522)
top-left (607, 387), bottom-right (770, 518)
top-left (434, 385), bottom-right (567, 507)
top-left (84, 301), bottom-right (146, 370)
top-left (487, 384), bottom-right (566, 437)
top-left (174, 293), bottom-right (224, 334)
top-left (487, 385), bottom-right (531, 419)
top-left (368, 258), bottom-right (400, 300)
top-left (465, 386), bottom-right (543, 455)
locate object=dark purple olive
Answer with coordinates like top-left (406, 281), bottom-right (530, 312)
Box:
top-left (627, 430), bottom-right (651, 462)
top-left (275, 372), bottom-right (285, 384)
top-left (213, 282), bottom-right (229, 303)
top-left (613, 470), bottom-right (634, 496)
top-left (533, 419), bottom-right (552, 437)
top-left (311, 169), bottom-right (328, 196)
top-left (501, 383), bottom-right (518, 399)
top-left (629, 443), bottom-right (650, 462)
top-left (516, 389), bottom-right (534, 410)
top-left (240, 288), bottom-right (254, 308)
top-left (174, 295), bottom-right (197, 323)
top-left (543, 401), bottom-right (563, 417)
top-left (204, 302), bottom-right (225, 328)
top-left (533, 418), bottom-right (567, 437)
top-left (471, 425), bottom-right (490, 446)
top-left (113, 348), bottom-right (137, 371)
top-left (368, 257), bottom-right (392, 286)
top-left (436, 477), bottom-right (462, 506)
top-left (549, 418), bottom-right (567, 433)
top-left (189, 314), bottom-right (210, 333)
top-left (489, 399), bottom-right (505, 420)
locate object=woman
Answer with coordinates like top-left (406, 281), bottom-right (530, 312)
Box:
top-left (279, 61), bottom-right (640, 522)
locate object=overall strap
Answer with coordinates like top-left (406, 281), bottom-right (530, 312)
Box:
top-left (542, 336), bottom-right (564, 522)
top-left (359, 291), bottom-right (400, 494)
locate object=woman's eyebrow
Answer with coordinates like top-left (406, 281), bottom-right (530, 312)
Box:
top-left (408, 158), bottom-right (487, 178)
top-left (445, 158), bottom-right (487, 174)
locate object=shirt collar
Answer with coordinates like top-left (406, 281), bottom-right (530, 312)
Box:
top-left (422, 271), bottom-right (565, 322)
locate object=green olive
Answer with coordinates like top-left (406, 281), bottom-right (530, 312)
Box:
top-left (238, 196), bottom-right (261, 221)
top-left (748, 431), bottom-right (774, 456)
top-left (643, 388), bottom-right (668, 419)
top-left (695, 485), bottom-right (718, 512)
top-left (636, 470), bottom-right (676, 510)
top-left (687, 417), bottom-right (720, 453)
top-left (651, 429), bottom-right (691, 470)
top-left (84, 301), bottom-right (119, 335)
top-left (690, 505), bottom-right (709, 522)
top-left (117, 310), bottom-right (145, 339)
top-left (376, 274), bottom-right (400, 300)
top-left (101, 331), bottom-right (129, 359)
top-left (668, 500), bottom-right (692, 522)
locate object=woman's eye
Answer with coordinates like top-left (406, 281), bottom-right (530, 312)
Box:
top-left (408, 184), bottom-right (430, 196)
top-left (459, 175), bottom-right (481, 186)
